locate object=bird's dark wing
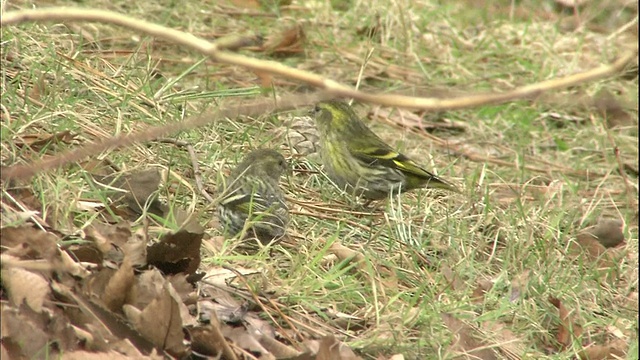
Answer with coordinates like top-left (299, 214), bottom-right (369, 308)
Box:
top-left (349, 143), bottom-right (458, 192)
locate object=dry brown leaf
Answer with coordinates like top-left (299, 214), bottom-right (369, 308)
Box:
top-left (167, 274), bottom-right (195, 304)
top-left (442, 313), bottom-right (498, 360)
top-left (85, 222), bottom-right (133, 251)
top-left (258, 333), bottom-right (301, 358)
top-left (301, 338), bottom-right (322, 355)
top-left (0, 225), bottom-right (59, 261)
top-left (549, 296), bottom-right (583, 350)
top-left (129, 269), bottom-right (166, 311)
top-left (121, 229), bottom-right (148, 268)
top-left (58, 248), bottom-right (92, 278)
top-left (223, 325), bottom-right (271, 358)
top-left (202, 266), bottom-right (260, 289)
top-left (167, 206), bottom-right (205, 235)
top-left (480, 321), bottom-right (525, 360)
top-left (580, 219), bottom-right (625, 248)
top-left (254, 69), bottom-right (274, 88)
top-left (110, 340), bottom-right (161, 359)
top-left (440, 265), bottom-right (465, 292)
top-left (187, 324), bottom-right (226, 359)
top-left (134, 282), bottom-right (187, 357)
top-left (146, 228), bottom-right (203, 275)
top-left (316, 335), bottom-right (361, 360)
top-left (570, 232), bottom-right (617, 271)
top-left (103, 258), bottom-right (135, 312)
top-left (123, 304), bottom-right (142, 327)
top-left (77, 158), bottom-right (120, 176)
top-left (364, 308), bottom-right (419, 345)
top-left (61, 350), bottom-right (147, 360)
top-left (202, 234), bottom-right (225, 253)
top-left (82, 267), bottom-right (119, 304)
top-left (198, 292), bottom-right (253, 331)
top-left (2, 305), bottom-right (53, 358)
top-left (577, 339), bottom-right (628, 360)
top-left (52, 283), bottom-right (157, 355)
top-left (69, 326), bottom-right (95, 350)
top-left (593, 90), bottom-right (635, 128)
top-left (14, 130), bottom-right (77, 151)
top-left (81, 223), bottom-right (127, 266)
top-left (245, 309), bottom-right (277, 339)
top-left (287, 352), bottom-right (316, 360)
top-left (575, 233), bottom-right (608, 257)
top-left (471, 279), bottom-right (493, 303)
top-left (328, 242), bottom-right (367, 271)
top-left (166, 278), bottom-right (198, 328)
top-left (2, 303), bottom-right (78, 358)
top-left (569, 225), bottom-right (628, 284)
top-left (2, 267), bottom-right (50, 312)
top-left (65, 242), bottom-right (104, 265)
top-left (4, 185), bottom-right (43, 217)
top-left (261, 24), bottom-right (305, 55)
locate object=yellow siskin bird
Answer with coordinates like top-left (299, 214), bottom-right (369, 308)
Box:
top-left (311, 100), bottom-right (458, 200)
top-left (217, 149), bottom-right (289, 244)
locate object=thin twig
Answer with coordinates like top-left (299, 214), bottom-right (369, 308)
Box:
top-left (2, 8), bottom-right (637, 110)
top-left (607, 15), bottom-right (639, 41)
top-left (0, 94), bottom-right (329, 181)
top-left (155, 138), bottom-right (216, 204)
top-left (1, 8), bottom-right (636, 181)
